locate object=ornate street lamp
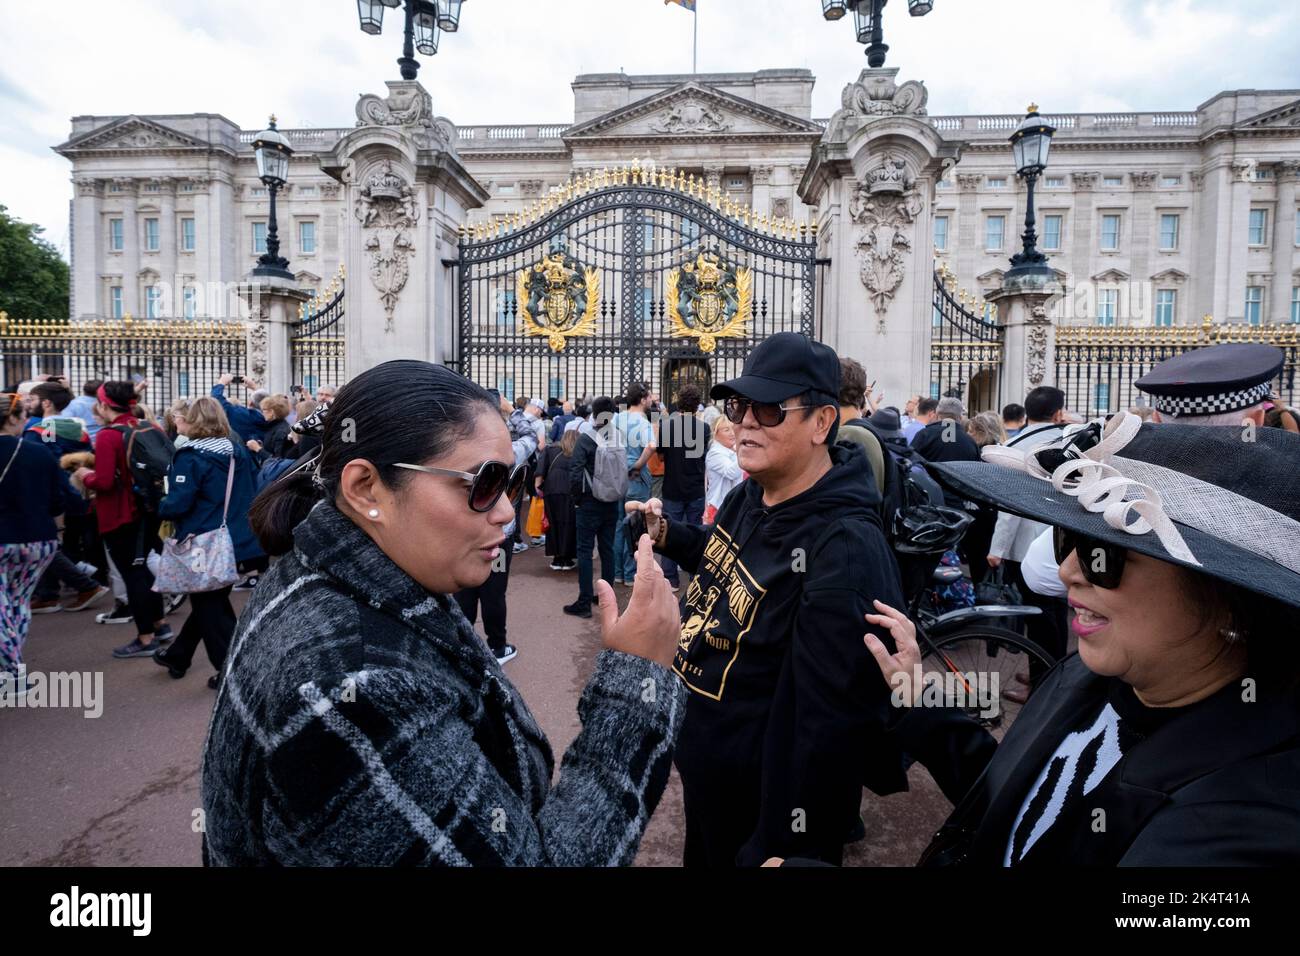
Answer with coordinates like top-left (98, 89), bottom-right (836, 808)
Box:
top-left (357, 0), bottom-right (467, 81)
top-left (251, 116), bottom-right (294, 281)
top-left (822, 0), bottom-right (933, 67)
top-left (1006, 104), bottom-right (1058, 281)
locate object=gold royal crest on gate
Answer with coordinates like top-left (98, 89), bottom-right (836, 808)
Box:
top-left (516, 251), bottom-right (600, 352)
top-left (666, 251), bottom-right (751, 354)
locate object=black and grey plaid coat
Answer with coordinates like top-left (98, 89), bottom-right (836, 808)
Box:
top-left (200, 499), bottom-right (686, 866)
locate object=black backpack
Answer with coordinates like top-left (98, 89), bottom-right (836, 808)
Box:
top-left (877, 441), bottom-right (944, 542)
top-left (110, 421), bottom-right (174, 512)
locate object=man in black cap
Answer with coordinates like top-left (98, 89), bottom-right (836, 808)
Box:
top-left (1135, 342), bottom-right (1283, 426)
top-left (629, 332), bottom-right (906, 867)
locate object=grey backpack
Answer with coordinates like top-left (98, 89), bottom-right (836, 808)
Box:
top-left (589, 426), bottom-right (629, 503)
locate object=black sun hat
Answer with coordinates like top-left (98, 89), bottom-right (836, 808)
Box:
top-left (927, 411), bottom-right (1300, 608)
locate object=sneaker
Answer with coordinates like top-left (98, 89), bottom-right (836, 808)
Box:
top-left (152, 647), bottom-right (187, 679)
top-left (562, 600), bottom-right (592, 619)
top-left (31, 599), bottom-right (62, 614)
top-left (75, 561), bottom-right (99, 578)
top-left (63, 585), bottom-right (110, 612)
top-left (512, 541), bottom-right (529, 554)
top-left (164, 593), bottom-right (187, 615)
top-left (96, 602), bottom-right (133, 625)
top-left (559, 562), bottom-right (576, 571)
top-left (232, 575), bottom-right (259, 591)
top-left (112, 637), bottom-right (161, 660)
top-left (531, 535), bottom-right (546, 547)
top-left (495, 644), bottom-right (518, 665)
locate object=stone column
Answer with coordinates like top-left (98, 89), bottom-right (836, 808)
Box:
top-left (321, 81), bottom-right (488, 378)
top-left (954, 173), bottom-right (982, 287)
top-left (751, 164), bottom-right (774, 222)
top-left (72, 178), bottom-right (102, 319)
top-left (800, 68), bottom-right (961, 405)
top-left (987, 275), bottom-right (1063, 401)
top-left (1272, 161), bottom-right (1299, 323)
top-left (118, 178), bottom-right (140, 316)
top-left (1225, 159), bottom-right (1254, 321)
top-left (1069, 171), bottom-right (1097, 322)
top-left (158, 178), bottom-right (177, 315)
top-left (241, 277), bottom-right (309, 394)
top-left (1130, 171), bottom-right (1156, 321)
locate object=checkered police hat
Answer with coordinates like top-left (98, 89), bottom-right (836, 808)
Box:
top-left (1135, 343), bottom-right (1283, 419)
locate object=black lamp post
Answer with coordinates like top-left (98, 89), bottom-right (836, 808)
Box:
top-left (822, 0), bottom-right (933, 68)
top-left (251, 116), bottom-right (294, 281)
top-left (1006, 104), bottom-right (1057, 282)
top-left (357, 0), bottom-right (464, 81)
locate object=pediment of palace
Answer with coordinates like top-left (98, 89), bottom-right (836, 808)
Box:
top-left (564, 82), bottom-right (824, 143)
top-left (1236, 98), bottom-right (1300, 131)
top-left (55, 116), bottom-right (210, 155)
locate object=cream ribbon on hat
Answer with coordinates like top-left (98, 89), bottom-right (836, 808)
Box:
top-left (981, 411), bottom-right (1201, 566)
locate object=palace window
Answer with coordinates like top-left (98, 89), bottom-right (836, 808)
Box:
top-left (727, 177), bottom-right (745, 190)
top-left (1100, 214), bottom-right (1121, 251)
top-left (1159, 214), bottom-right (1179, 250)
top-left (1248, 209), bottom-right (1268, 245)
top-left (929, 382), bottom-right (941, 400)
top-left (299, 221), bottom-right (316, 255)
top-left (1097, 289), bottom-right (1118, 326)
top-left (681, 218), bottom-right (700, 245)
top-left (933, 215), bottom-right (949, 252)
top-left (110, 286), bottom-right (123, 318)
top-left (252, 221), bottom-right (267, 255)
top-left (1155, 289), bottom-right (1176, 327)
top-left (183, 286), bottom-right (197, 320)
top-left (145, 286), bottom-right (162, 319)
top-left (144, 218), bottom-right (159, 252)
top-left (1245, 286), bottom-right (1264, 325)
top-left (1044, 176), bottom-right (1065, 188)
top-left (1043, 214), bottom-right (1062, 251)
top-left (986, 177), bottom-right (1007, 189)
top-left (181, 218), bottom-right (195, 252)
top-left (984, 215), bottom-right (1005, 251)
top-left (1103, 176), bottom-right (1124, 188)
top-left (1160, 175), bottom-right (1181, 187)
top-left (1093, 382), bottom-right (1111, 415)
top-left (641, 288), bottom-right (654, 323)
top-left (251, 186), bottom-right (268, 198)
top-left (1291, 286), bottom-right (1299, 324)
top-left (109, 218), bottom-right (124, 251)
top-left (298, 185), bottom-right (318, 197)
top-left (494, 289), bottom-right (515, 327)
top-left (549, 377), bottom-right (565, 400)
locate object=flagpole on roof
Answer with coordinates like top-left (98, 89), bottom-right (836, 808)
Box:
top-left (693, 5), bottom-right (697, 73)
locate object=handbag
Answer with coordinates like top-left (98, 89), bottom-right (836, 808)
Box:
top-left (151, 457), bottom-right (241, 593)
top-left (974, 564), bottom-right (1022, 606)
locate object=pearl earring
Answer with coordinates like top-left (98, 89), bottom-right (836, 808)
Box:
top-left (368, 509), bottom-right (380, 519)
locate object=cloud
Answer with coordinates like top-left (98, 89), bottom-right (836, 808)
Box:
top-left (2, 0), bottom-right (1296, 259)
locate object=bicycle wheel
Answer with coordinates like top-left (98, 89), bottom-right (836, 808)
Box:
top-left (921, 627), bottom-right (1056, 738)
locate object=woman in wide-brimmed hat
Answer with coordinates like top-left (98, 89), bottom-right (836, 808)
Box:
top-left (863, 411), bottom-right (1300, 866)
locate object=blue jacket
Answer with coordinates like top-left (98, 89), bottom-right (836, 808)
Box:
top-left (0, 435), bottom-right (67, 544)
top-left (158, 437), bottom-right (263, 563)
top-left (210, 384), bottom-right (268, 441)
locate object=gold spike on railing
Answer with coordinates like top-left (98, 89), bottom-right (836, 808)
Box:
top-left (631, 159), bottom-right (641, 184)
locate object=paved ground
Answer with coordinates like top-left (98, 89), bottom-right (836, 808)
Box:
top-left (0, 540), bottom-right (953, 867)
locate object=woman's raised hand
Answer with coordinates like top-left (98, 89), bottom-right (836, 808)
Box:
top-left (596, 533), bottom-right (680, 669)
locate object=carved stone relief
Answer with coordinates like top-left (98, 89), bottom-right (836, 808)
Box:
top-left (354, 160), bottom-right (420, 332)
top-left (849, 177), bottom-right (924, 331)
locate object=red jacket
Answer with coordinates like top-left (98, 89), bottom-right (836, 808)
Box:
top-left (84, 413), bottom-right (141, 534)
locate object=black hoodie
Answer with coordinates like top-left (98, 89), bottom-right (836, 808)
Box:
top-left (656, 441), bottom-right (906, 866)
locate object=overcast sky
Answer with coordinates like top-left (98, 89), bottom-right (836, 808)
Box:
top-left (2, 0), bottom-right (1296, 258)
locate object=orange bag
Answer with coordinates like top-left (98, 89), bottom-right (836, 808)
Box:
top-left (526, 495), bottom-right (546, 538)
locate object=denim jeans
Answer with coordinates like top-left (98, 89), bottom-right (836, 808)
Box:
top-left (575, 498), bottom-right (619, 606)
top-left (659, 496), bottom-right (705, 585)
top-left (614, 473), bottom-right (652, 581)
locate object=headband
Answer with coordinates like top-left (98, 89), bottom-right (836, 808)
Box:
top-left (96, 384), bottom-right (136, 412)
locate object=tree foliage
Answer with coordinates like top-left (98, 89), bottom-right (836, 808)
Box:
top-left (0, 205), bottom-right (69, 320)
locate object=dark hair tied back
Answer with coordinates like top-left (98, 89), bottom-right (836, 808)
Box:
top-left (248, 360), bottom-right (497, 555)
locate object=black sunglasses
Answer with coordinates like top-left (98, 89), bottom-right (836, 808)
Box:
top-left (1053, 527), bottom-right (1128, 589)
top-left (723, 396), bottom-right (819, 428)
top-left (393, 459), bottom-right (526, 513)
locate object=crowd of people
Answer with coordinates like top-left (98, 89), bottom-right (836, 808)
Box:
top-left (6, 333), bottom-right (1300, 869)
top-left (0, 374), bottom-right (335, 690)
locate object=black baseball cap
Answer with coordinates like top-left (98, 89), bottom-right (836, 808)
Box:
top-left (710, 332), bottom-right (841, 405)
